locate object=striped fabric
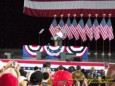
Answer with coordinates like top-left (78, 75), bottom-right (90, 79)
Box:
top-left (49, 17), bottom-right (57, 37)
top-left (24, 0), bottom-right (115, 17)
top-left (100, 17), bottom-right (108, 40)
top-left (70, 17), bottom-right (79, 40)
top-left (77, 18), bottom-right (87, 42)
top-left (84, 17), bottom-right (93, 41)
top-left (64, 17), bottom-right (73, 40)
top-left (92, 18), bottom-right (100, 41)
top-left (107, 18), bottom-right (114, 41)
top-left (58, 18), bottom-right (66, 39)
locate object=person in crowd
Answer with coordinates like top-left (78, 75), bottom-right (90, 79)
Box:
top-left (68, 66), bottom-right (76, 73)
top-left (30, 71), bottom-right (43, 86)
top-left (19, 68), bottom-right (28, 86)
top-left (55, 65), bottom-right (67, 71)
top-left (81, 68), bottom-right (88, 79)
top-left (106, 64), bottom-right (115, 86)
top-left (34, 66), bottom-right (40, 72)
top-left (42, 72), bottom-right (52, 86)
top-left (53, 70), bottom-right (73, 86)
top-left (88, 67), bottom-right (101, 86)
top-left (41, 62), bottom-right (51, 72)
top-left (72, 66), bottom-right (88, 86)
top-left (19, 68), bottom-right (27, 78)
top-left (0, 73), bottom-right (19, 86)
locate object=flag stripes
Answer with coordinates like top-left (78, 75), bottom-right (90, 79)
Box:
top-left (49, 16), bottom-right (114, 42)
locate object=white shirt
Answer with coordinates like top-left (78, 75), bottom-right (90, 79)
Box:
top-left (56, 31), bottom-right (63, 38)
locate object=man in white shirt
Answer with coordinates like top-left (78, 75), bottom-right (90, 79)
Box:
top-left (54, 28), bottom-right (63, 46)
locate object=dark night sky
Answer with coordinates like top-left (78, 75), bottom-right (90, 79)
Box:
top-left (0, 0), bottom-right (115, 52)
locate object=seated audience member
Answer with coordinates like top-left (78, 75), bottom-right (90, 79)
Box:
top-left (0, 73), bottom-right (19, 86)
top-left (53, 70), bottom-right (73, 86)
top-left (30, 71), bottom-right (43, 86)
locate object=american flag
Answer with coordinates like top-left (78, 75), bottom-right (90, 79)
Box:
top-left (64, 17), bottom-right (73, 40)
top-left (107, 18), bottom-right (114, 41)
top-left (49, 17), bottom-right (58, 37)
top-left (24, 0), bottom-right (115, 17)
top-left (100, 17), bottom-right (108, 40)
top-left (70, 17), bottom-right (79, 40)
top-left (77, 18), bottom-right (87, 42)
top-left (92, 18), bottom-right (100, 41)
top-left (58, 18), bottom-right (66, 39)
top-left (84, 17), bottom-right (93, 41)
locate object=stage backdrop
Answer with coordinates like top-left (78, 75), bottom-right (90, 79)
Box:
top-left (23, 45), bottom-right (88, 59)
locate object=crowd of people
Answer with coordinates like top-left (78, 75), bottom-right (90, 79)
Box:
top-left (0, 60), bottom-right (115, 86)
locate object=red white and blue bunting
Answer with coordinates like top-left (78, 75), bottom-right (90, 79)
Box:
top-left (23, 45), bottom-right (88, 59)
top-left (65, 46), bottom-right (88, 57)
top-left (43, 46), bottom-right (65, 56)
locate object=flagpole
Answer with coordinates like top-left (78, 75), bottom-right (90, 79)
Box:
top-left (88, 14), bottom-right (91, 56)
top-left (80, 14), bottom-right (83, 46)
top-left (108, 14), bottom-right (112, 62)
top-left (94, 40), bottom-right (98, 61)
top-left (101, 14), bottom-right (106, 61)
top-left (108, 40), bottom-right (111, 62)
top-left (94, 14), bottom-right (98, 61)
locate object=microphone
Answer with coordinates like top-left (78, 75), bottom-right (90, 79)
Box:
top-left (39, 29), bottom-right (45, 34)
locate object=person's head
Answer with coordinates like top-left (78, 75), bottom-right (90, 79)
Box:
top-left (19, 68), bottom-right (27, 77)
top-left (53, 70), bottom-right (73, 86)
top-left (34, 66), bottom-right (39, 71)
top-left (68, 66), bottom-right (75, 73)
top-left (90, 67), bottom-right (95, 73)
top-left (0, 73), bottom-right (19, 86)
top-left (56, 28), bottom-right (60, 32)
top-left (43, 62), bottom-right (51, 68)
top-left (76, 66), bottom-right (81, 71)
top-left (58, 65), bottom-right (64, 70)
top-left (43, 72), bottom-right (49, 80)
top-left (30, 71), bottom-right (43, 85)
